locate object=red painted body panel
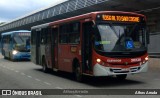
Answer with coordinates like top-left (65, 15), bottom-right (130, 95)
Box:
top-left (58, 44), bottom-right (81, 72)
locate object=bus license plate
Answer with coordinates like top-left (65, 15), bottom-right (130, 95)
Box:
top-left (122, 68), bottom-right (130, 71)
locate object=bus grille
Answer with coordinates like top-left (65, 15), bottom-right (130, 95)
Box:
top-left (110, 67), bottom-right (140, 73)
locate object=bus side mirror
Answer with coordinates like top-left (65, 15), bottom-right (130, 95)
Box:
top-left (146, 29), bottom-right (150, 44)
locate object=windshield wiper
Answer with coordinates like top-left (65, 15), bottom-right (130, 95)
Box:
top-left (109, 23), bottom-right (119, 38)
top-left (18, 36), bottom-right (24, 42)
top-left (128, 23), bottom-right (138, 36)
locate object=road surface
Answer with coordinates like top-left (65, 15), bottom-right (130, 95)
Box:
top-left (0, 54), bottom-right (159, 98)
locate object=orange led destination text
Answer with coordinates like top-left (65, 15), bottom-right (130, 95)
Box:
top-left (102, 15), bottom-right (140, 22)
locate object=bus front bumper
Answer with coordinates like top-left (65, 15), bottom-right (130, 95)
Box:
top-left (12, 52), bottom-right (31, 60)
top-left (93, 62), bottom-right (148, 76)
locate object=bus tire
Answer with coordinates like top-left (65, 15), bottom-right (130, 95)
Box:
top-left (9, 53), bottom-right (12, 60)
top-left (74, 62), bottom-right (83, 82)
top-left (116, 74), bottom-right (127, 80)
top-left (42, 57), bottom-right (48, 73)
top-left (9, 52), bottom-right (15, 61)
top-left (3, 52), bottom-right (7, 59)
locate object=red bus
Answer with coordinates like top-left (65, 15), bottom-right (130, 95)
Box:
top-left (31, 11), bottom-right (149, 81)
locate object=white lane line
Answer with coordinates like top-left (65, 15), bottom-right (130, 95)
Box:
top-left (27, 75), bottom-right (32, 78)
top-left (7, 67), bottom-right (11, 70)
top-left (15, 70), bottom-right (19, 73)
top-left (35, 78), bottom-right (41, 82)
top-left (74, 95), bottom-right (82, 98)
top-left (21, 73), bottom-right (25, 75)
top-left (44, 82), bottom-right (51, 86)
top-left (154, 78), bottom-right (160, 80)
top-left (55, 87), bottom-right (63, 89)
top-left (6, 67), bottom-right (10, 70)
top-left (10, 68), bottom-right (14, 71)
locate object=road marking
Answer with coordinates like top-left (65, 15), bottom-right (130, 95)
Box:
top-left (74, 95), bottom-right (82, 98)
top-left (10, 68), bottom-right (14, 71)
top-left (5, 67), bottom-right (10, 70)
top-left (5, 67), bottom-right (8, 68)
top-left (44, 82), bottom-right (51, 86)
top-left (27, 75), bottom-right (32, 78)
top-left (21, 73), bottom-right (25, 75)
top-left (15, 70), bottom-right (19, 73)
top-left (35, 78), bottom-right (41, 82)
top-left (55, 87), bottom-right (63, 89)
top-left (154, 78), bottom-right (160, 80)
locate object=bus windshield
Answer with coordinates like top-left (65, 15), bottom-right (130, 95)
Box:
top-left (13, 33), bottom-right (30, 51)
top-left (14, 36), bottom-right (30, 45)
top-left (94, 23), bottom-right (147, 52)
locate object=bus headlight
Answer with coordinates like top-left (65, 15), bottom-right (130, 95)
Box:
top-left (12, 50), bottom-right (18, 55)
top-left (96, 59), bottom-right (101, 63)
top-left (96, 58), bottom-right (105, 66)
top-left (145, 56), bottom-right (149, 61)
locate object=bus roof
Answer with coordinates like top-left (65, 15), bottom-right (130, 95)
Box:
top-left (31, 11), bottom-right (146, 30)
top-left (1, 30), bottom-right (31, 36)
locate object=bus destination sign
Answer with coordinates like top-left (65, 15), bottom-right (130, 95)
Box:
top-left (18, 33), bottom-right (30, 36)
top-left (100, 15), bottom-right (140, 22)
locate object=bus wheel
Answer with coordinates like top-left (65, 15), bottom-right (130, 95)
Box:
top-left (42, 58), bottom-right (48, 73)
top-left (116, 74), bottom-right (127, 80)
top-left (74, 62), bottom-right (83, 82)
top-left (9, 53), bottom-right (14, 61)
top-left (4, 52), bottom-right (7, 59)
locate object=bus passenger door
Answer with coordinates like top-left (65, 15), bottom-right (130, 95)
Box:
top-left (82, 21), bottom-right (93, 73)
top-left (36, 31), bottom-right (41, 64)
top-left (51, 27), bottom-right (58, 70)
top-left (45, 28), bottom-right (52, 69)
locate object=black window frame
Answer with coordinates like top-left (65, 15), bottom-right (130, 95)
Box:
top-left (59, 22), bottom-right (80, 44)
top-left (31, 30), bottom-right (36, 45)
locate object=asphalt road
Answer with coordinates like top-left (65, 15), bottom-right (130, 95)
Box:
top-left (0, 54), bottom-right (159, 98)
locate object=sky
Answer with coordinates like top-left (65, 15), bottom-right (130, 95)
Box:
top-left (0, 0), bottom-right (66, 23)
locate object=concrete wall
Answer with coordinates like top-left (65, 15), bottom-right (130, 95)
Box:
top-left (145, 13), bottom-right (160, 53)
top-left (148, 33), bottom-right (160, 53)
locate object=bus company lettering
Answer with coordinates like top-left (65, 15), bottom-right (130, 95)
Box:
top-left (131, 58), bottom-right (141, 62)
top-left (107, 59), bottom-right (121, 63)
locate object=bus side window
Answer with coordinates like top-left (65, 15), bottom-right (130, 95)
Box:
top-left (9, 35), bottom-right (12, 44)
top-left (6, 35), bottom-right (10, 44)
top-left (59, 24), bottom-right (68, 44)
top-left (31, 30), bottom-right (36, 45)
top-left (68, 22), bottom-right (80, 44)
top-left (9, 35), bottom-right (12, 48)
top-left (41, 29), bottom-right (46, 44)
top-left (46, 28), bottom-right (51, 44)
